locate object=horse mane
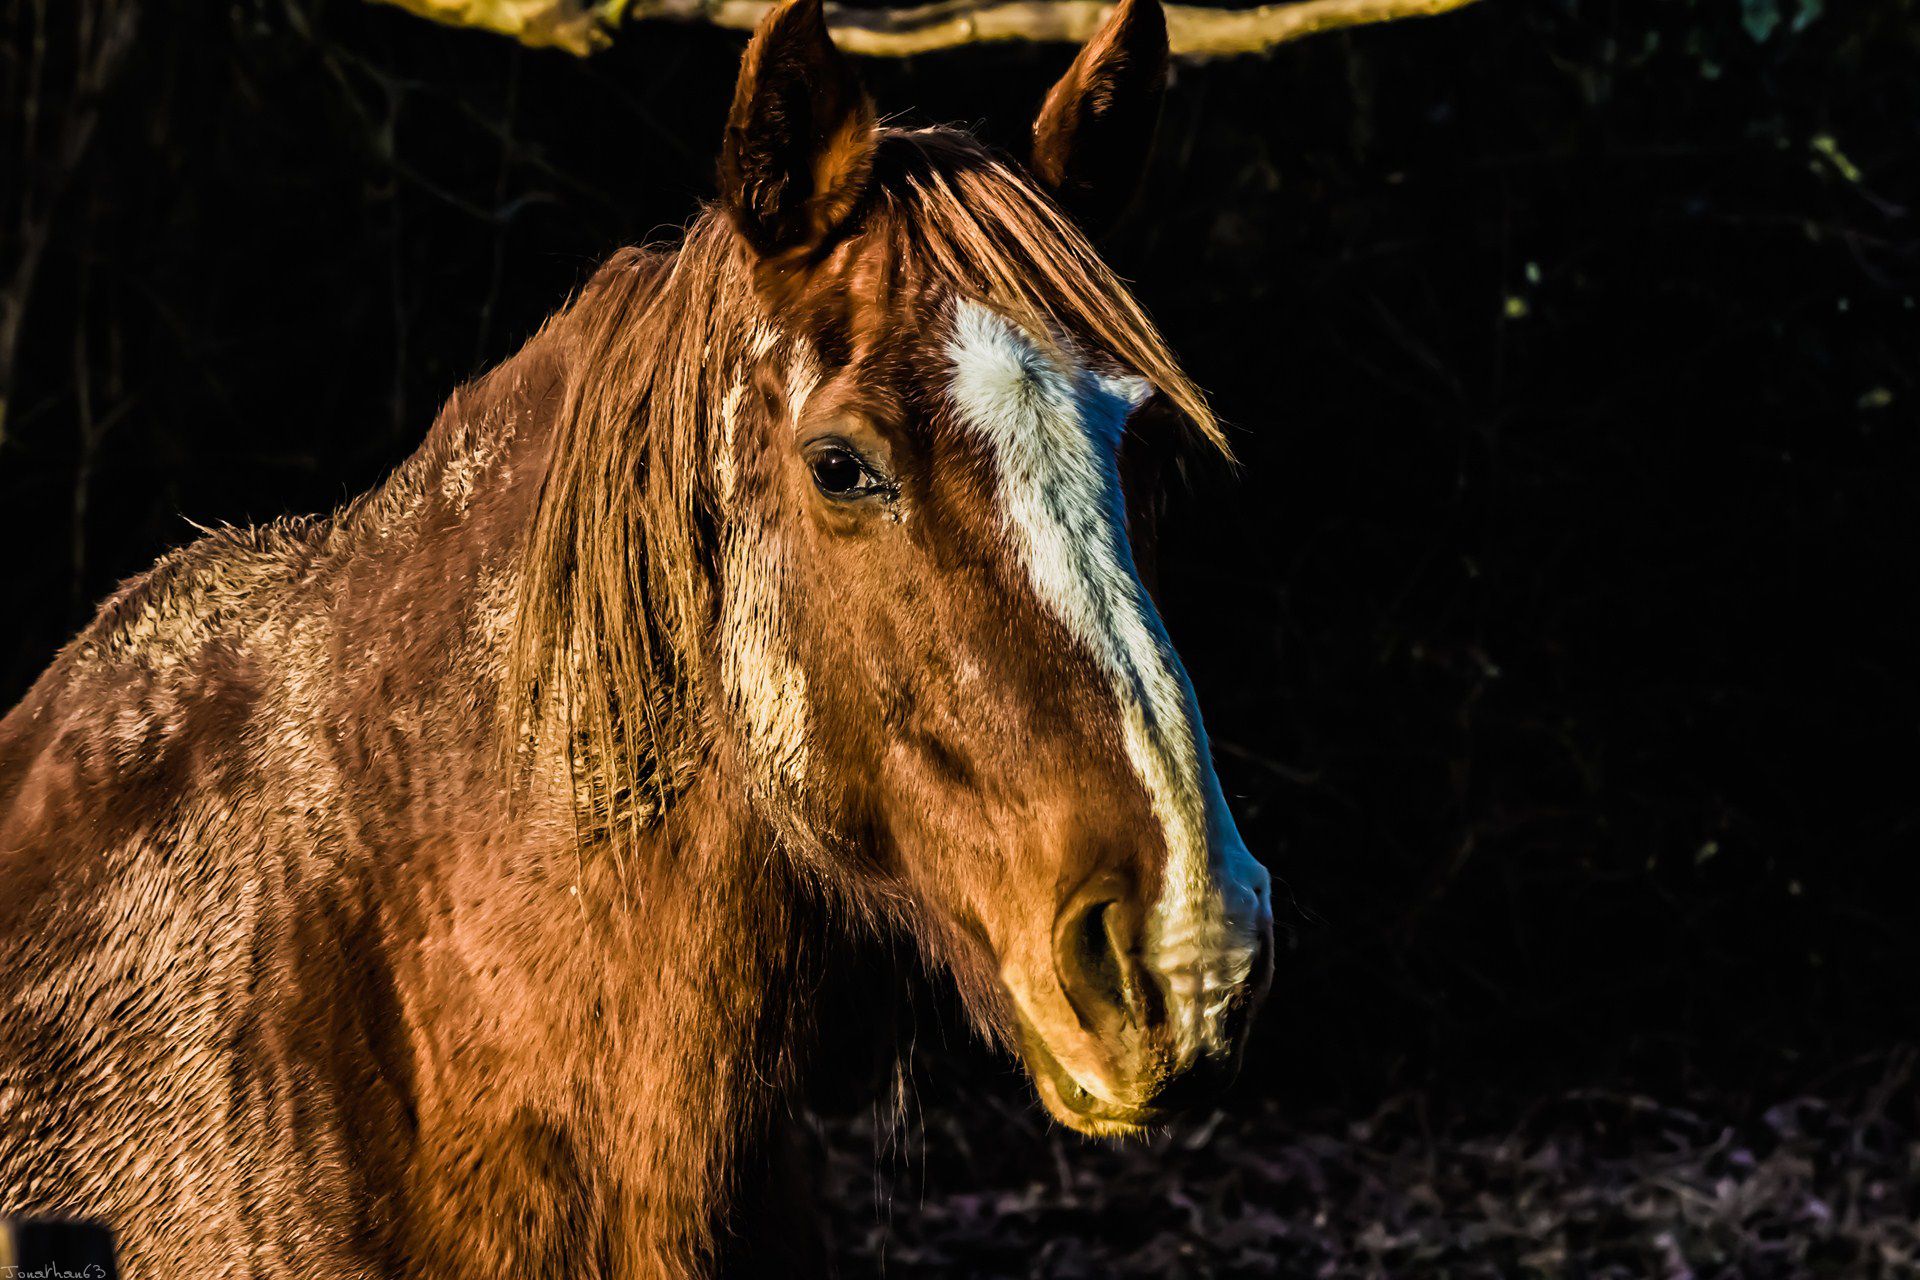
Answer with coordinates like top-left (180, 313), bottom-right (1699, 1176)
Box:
top-left (504, 126), bottom-right (1224, 853)
top-left (505, 233), bottom-right (741, 845)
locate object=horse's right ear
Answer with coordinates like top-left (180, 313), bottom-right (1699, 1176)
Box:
top-left (720, 0), bottom-right (877, 261)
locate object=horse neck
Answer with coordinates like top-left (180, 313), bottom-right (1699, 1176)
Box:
top-left (400, 766), bottom-right (816, 1272)
top-left (362, 275), bottom-right (817, 1269)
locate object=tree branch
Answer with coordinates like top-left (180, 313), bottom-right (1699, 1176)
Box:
top-left (370, 0), bottom-right (1484, 59)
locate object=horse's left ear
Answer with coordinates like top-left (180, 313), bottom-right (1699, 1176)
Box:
top-left (720, 0), bottom-right (878, 260)
top-left (1029, 0), bottom-right (1170, 233)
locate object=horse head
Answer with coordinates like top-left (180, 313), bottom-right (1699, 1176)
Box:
top-left (708, 0), bottom-right (1273, 1136)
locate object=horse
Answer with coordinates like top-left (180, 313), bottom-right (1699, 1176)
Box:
top-left (0, 0), bottom-right (1273, 1273)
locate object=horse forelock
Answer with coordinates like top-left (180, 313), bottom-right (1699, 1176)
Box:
top-left (867, 129), bottom-right (1224, 456)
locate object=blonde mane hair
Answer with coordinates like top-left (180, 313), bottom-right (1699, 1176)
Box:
top-left (872, 129), bottom-right (1220, 448)
top-left (505, 127), bottom-right (1224, 851)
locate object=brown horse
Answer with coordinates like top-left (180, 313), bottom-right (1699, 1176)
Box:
top-left (0, 0), bottom-right (1273, 1273)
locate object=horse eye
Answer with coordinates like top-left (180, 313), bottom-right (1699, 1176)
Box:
top-left (810, 447), bottom-right (870, 497)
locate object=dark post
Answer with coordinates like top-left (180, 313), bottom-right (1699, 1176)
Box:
top-left (0, 1218), bottom-right (120, 1279)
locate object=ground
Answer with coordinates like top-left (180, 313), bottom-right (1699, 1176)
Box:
top-left (816, 1053), bottom-right (1920, 1279)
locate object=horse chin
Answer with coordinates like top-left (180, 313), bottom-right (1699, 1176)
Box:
top-left (1016, 1019), bottom-right (1164, 1139)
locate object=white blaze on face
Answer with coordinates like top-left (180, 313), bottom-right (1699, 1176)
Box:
top-left (944, 300), bottom-right (1268, 1059)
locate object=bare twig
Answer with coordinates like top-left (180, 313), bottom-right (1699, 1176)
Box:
top-left (70, 273), bottom-right (93, 616)
top-left (370, 0), bottom-right (1484, 59)
top-left (0, 0), bottom-right (140, 450)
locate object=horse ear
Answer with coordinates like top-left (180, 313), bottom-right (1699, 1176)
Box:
top-left (1029, 0), bottom-right (1169, 233)
top-left (720, 0), bottom-right (878, 260)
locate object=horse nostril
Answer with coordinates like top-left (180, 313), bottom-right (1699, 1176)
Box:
top-left (1076, 901), bottom-right (1124, 1004)
top-left (1053, 884), bottom-right (1150, 1037)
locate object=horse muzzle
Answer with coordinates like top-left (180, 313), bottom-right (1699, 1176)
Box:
top-left (1021, 859), bottom-right (1274, 1136)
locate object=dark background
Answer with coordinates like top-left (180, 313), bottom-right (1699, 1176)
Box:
top-left (4, 0), bottom-right (1919, 1268)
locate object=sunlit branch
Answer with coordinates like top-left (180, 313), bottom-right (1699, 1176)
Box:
top-left (371, 0), bottom-right (1484, 59)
